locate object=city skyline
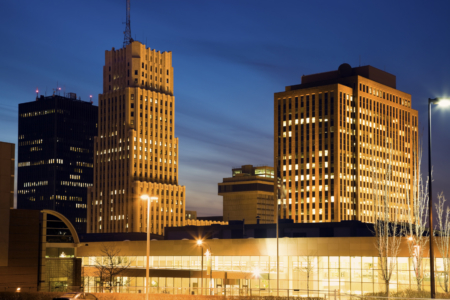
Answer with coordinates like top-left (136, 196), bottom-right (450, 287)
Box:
top-left (1, 0), bottom-right (450, 216)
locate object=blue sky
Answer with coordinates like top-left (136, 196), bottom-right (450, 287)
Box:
top-left (1, 1), bottom-right (450, 216)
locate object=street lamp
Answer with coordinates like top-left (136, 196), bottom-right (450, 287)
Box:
top-left (140, 194), bottom-right (158, 300)
top-left (428, 97), bottom-right (450, 298)
top-left (196, 239), bottom-right (204, 295)
top-left (196, 239), bottom-right (214, 295)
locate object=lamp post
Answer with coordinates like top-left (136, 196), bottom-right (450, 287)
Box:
top-left (197, 239), bottom-right (204, 295)
top-left (197, 239), bottom-right (213, 295)
top-left (427, 97), bottom-right (450, 298)
top-left (205, 248), bottom-right (212, 295)
top-left (275, 155), bottom-right (279, 298)
top-left (140, 194), bottom-right (158, 300)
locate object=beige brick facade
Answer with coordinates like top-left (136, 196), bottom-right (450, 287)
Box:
top-left (87, 41), bottom-right (185, 235)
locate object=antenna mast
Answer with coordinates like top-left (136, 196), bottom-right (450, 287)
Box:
top-left (123, 0), bottom-right (132, 48)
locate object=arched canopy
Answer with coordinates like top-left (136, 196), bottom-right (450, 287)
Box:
top-left (41, 210), bottom-right (80, 244)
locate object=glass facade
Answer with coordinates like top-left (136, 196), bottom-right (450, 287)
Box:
top-left (81, 255), bottom-right (444, 295)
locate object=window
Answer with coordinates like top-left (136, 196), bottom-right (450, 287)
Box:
top-left (135, 70), bottom-right (138, 75)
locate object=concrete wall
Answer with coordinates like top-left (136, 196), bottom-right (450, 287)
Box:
top-left (0, 141), bottom-right (14, 266)
top-left (0, 209), bottom-right (41, 291)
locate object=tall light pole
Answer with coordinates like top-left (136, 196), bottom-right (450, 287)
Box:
top-left (197, 239), bottom-right (214, 295)
top-left (196, 239), bottom-right (204, 295)
top-left (275, 156), bottom-right (279, 297)
top-left (140, 194), bottom-right (158, 300)
top-left (428, 97), bottom-right (450, 298)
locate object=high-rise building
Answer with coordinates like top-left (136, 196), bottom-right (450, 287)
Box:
top-left (87, 40), bottom-right (185, 235)
top-left (17, 94), bottom-right (98, 233)
top-left (218, 165), bottom-right (275, 224)
top-left (274, 64), bottom-right (418, 223)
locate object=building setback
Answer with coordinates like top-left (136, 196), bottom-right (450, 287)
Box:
top-left (219, 165), bottom-right (275, 224)
top-left (274, 64), bottom-right (418, 223)
top-left (87, 40), bottom-right (185, 235)
top-left (17, 93), bottom-right (98, 234)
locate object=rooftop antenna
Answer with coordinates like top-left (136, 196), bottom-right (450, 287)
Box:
top-left (90, 95), bottom-right (93, 104)
top-left (36, 87), bottom-right (39, 100)
top-left (123, 0), bottom-right (132, 48)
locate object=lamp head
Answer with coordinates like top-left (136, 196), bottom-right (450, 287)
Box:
top-left (438, 99), bottom-right (450, 107)
top-left (140, 194), bottom-right (149, 200)
top-left (252, 267), bottom-right (261, 278)
top-left (196, 239), bottom-right (203, 246)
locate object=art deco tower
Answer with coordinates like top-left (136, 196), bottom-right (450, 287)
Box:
top-left (274, 64), bottom-right (418, 224)
top-left (87, 40), bottom-right (185, 234)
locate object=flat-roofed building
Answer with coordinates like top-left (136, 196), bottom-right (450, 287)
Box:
top-left (219, 165), bottom-right (275, 224)
top-left (17, 94), bottom-right (97, 234)
top-left (78, 222), bottom-right (441, 296)
top-left (274, 64), bottom-right (418, 223)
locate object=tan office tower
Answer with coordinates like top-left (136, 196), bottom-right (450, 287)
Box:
top-left (218, 165), bottom-right (275, 224)
top-left (274, 64), bottom-right (418, 223)
top-left (87, 40), bottom-right (185, 234)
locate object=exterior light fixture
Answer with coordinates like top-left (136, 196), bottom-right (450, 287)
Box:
top-left (428, 97), bottom-right (450, 298)
top-left (140, 194), bottom-right (158, 300)
top-left (252, 267), bottom-right (261, 278)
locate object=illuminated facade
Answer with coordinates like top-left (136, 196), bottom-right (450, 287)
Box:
top-left (219, 165), bottom-right (275, 224)
top-left (87, 41), bottom-right (185, 235)
top-left (78, 236), bottom-right (442, 296)
top-left (17, 94), bottom-right (98, 233)
top-left (274, 64), bottom-right (418, 223)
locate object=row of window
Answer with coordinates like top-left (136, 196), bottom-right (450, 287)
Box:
top-left (359, 83), bottom-right (411, 107)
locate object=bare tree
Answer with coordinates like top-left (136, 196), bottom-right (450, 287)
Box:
top-left (405, 149), bottom-right (430, 292)
top-left (435, 192), bottom-right (450, 292)
top-left (299, 253), bottom-right (316, 297)
top-left (372, 151), bottom-right (402, 298)
top-left (93, 244), bottom-right (132, 292)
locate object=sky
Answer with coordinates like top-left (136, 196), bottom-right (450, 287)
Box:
top-left (1, 1), bottom-right (450, 217)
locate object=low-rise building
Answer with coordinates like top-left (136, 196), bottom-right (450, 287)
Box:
top-left (219, 165), bottom-right (275, 224)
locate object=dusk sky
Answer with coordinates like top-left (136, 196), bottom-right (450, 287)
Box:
top-left (1, 0), bottom-right (450, 216)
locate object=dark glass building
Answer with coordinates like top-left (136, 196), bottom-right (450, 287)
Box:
top-left (17, 93), bottom-right (98, 234)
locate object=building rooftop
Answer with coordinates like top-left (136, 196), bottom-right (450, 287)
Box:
top-left (79, 232), bottom-right (164, 243)
top-left (286, 64), bottom-right (396, 91)
top-left (164, 220), bottom-right (375, 240)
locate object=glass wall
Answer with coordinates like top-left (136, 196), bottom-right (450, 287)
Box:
top-left (82, 255), bottom-right (438, 295)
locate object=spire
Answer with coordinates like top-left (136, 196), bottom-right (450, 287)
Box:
top-left (123, 0), bottom-right (131, 48)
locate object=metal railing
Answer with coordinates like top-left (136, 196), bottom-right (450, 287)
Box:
top-left (81, 287), bottom-right (450, 300)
